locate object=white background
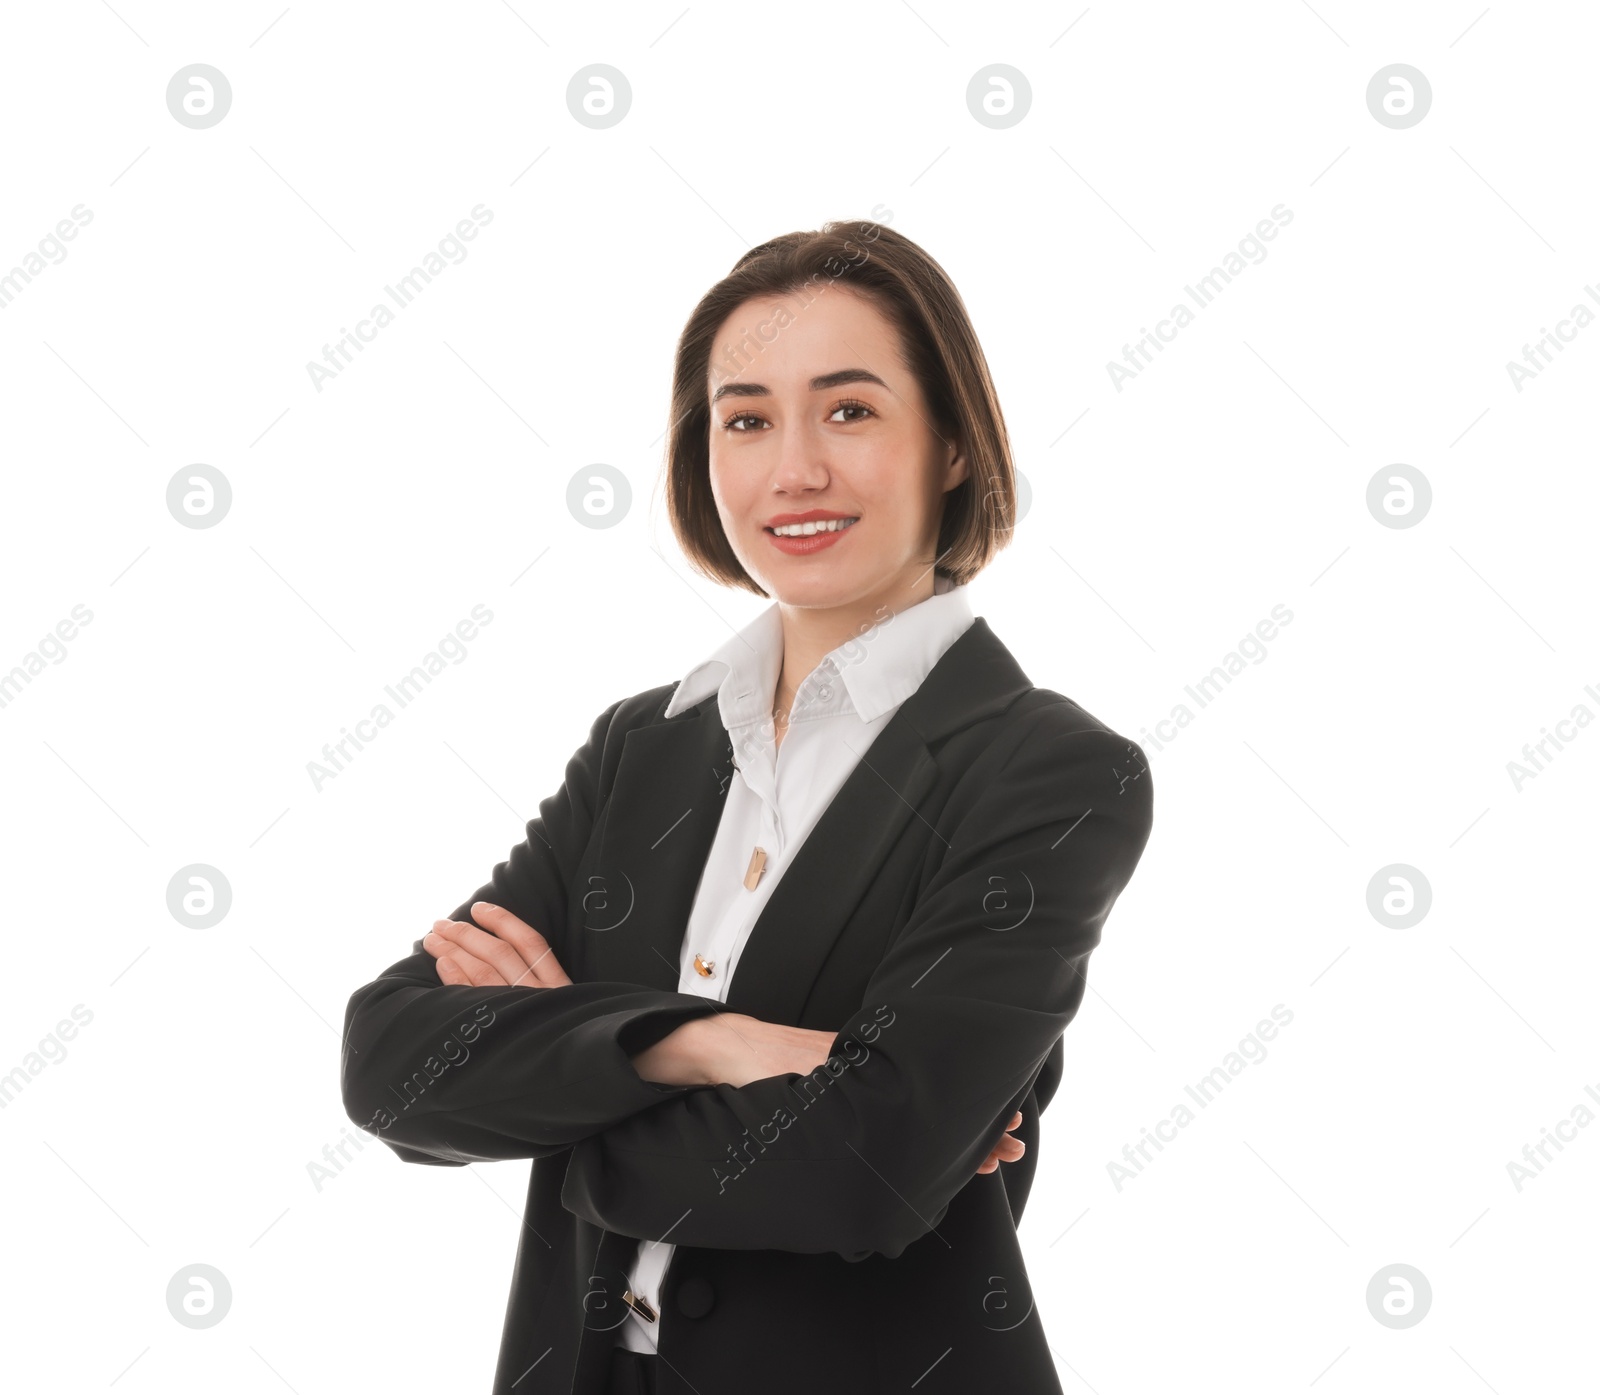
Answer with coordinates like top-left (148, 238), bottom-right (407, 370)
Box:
top-left (1, 1), bottom-right (1595, 1390)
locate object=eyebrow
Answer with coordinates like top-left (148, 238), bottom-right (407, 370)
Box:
top-left (710, 367), bottom-right (889, 403)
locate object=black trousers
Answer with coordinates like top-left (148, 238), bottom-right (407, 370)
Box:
top-left (605, 1346), bottom-right (659, 1395)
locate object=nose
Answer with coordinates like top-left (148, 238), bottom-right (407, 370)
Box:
top-left (768, 413), bottom-right (831, 494)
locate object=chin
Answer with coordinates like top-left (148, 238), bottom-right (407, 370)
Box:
top-left (765, 572), bottom-right (869, 608)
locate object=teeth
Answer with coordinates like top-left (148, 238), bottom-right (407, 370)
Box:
top-left (770, 517), bottom-right (859, 537)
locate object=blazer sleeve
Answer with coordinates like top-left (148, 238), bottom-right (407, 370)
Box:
top-left (338, 696), bottom-right (723, 1167)
top-left (559, 716), bottom-right (1154, 1260)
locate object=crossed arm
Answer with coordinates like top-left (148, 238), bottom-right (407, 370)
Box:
top-left (421, 901), bottom-right (1026, 1174)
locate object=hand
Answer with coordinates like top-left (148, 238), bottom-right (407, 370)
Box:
top-left (632, 1017), bottom-right (1025, 1177)
top-left (695, 1012), bottom-right (840, 1088)
top-left (421, 901), bottom-right (572, 989)
top-left (976, 1111), bottom-right (1025, 1175)
top-left (630, 1012), bottom-right (837, 1088)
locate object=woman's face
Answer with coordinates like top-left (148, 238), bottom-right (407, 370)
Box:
top-left (705, 285), bottom-right (969, 608)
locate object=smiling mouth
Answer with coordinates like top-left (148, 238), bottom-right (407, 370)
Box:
top-left (764, 517), bottom-right (860, 537)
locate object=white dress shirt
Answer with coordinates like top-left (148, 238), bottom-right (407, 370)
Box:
top-left (615, 573), bottom-right (976, 1354)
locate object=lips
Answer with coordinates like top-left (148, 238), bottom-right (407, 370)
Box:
top-left (764, 518), bottom-right (864, 556)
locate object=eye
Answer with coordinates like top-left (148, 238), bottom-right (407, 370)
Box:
top-left (720, 399), bottom-right (875, 432)
top-left (829, 398), bottom-right (875, 424)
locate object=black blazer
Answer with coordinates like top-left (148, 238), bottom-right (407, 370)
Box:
top-left (340, 615), bottom-right (1154, 1395)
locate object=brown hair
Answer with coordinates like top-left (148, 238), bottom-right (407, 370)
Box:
top-left (663, 219), bottom-right (1016, 597)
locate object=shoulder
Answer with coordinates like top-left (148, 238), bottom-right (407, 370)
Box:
top-left (548, 682), bottom-right (689, 814)
top-left (1008, 685), bottom-right (1137, 743)
top-left (574, 679), bottom-right (701, 768)
top-left (952, 684), bottom-right (1152, 843)
top-left (574, 681), bottom-right (682, 756)
top-left (968, 683), bottom-right (1147, 774)
top-left (607, 680), bottom-right (693, 734)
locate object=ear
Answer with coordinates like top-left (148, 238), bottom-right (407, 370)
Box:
top-left (942, 436), bottom-right (970, 492)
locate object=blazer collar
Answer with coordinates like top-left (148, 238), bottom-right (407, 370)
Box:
top-left (581, 615), bottom-right (1033, 1027)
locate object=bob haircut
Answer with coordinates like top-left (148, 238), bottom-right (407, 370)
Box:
top-left (664, 219), bottom-right (1017, 598)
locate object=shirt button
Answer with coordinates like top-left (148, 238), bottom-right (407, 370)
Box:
top-left (818, 684), bottom-right (832, 700)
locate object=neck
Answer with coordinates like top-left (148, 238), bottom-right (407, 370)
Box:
top-left (772, 567), bottom-right (942, 715)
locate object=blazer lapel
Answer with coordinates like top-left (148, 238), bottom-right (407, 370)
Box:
top-left (580, 699), bottom-right (734, 990)
top-left (580, 617), bottom-right (1033, 1023)
top-left (724, 715), bottom-right (936, 1025)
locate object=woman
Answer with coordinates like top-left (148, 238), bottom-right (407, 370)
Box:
top-left (340, 220), bottom-right (1154, 1395)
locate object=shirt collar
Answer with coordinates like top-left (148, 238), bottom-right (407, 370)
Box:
top-left (662, 574), bottom-right (974, 731)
